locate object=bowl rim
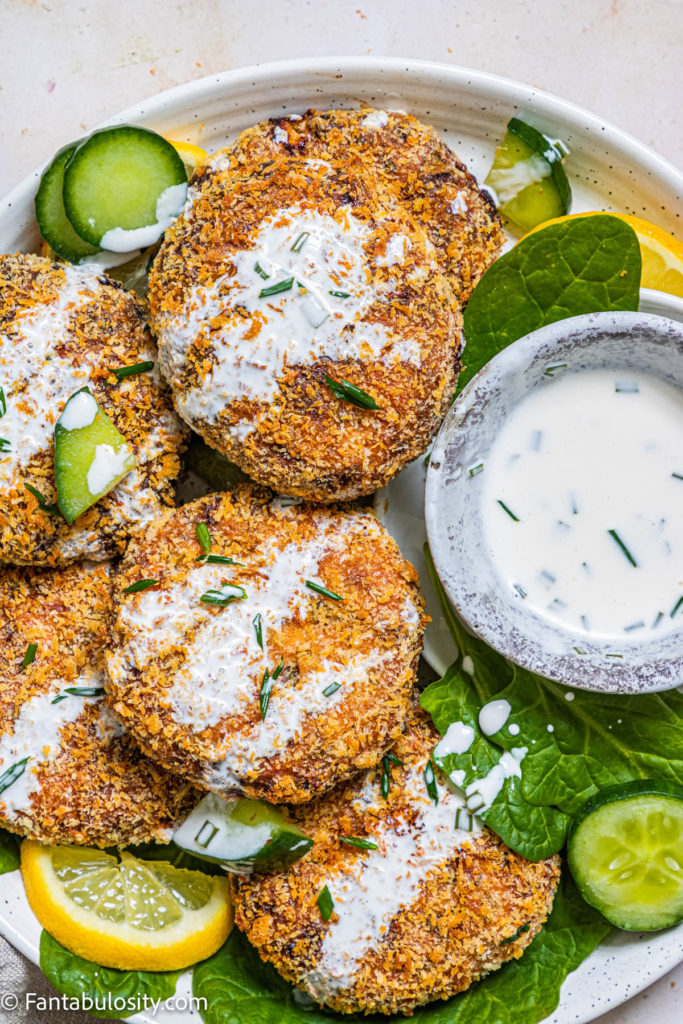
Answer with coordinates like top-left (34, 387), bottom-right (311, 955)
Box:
top-left (425, 309), bottom-right (683, 694)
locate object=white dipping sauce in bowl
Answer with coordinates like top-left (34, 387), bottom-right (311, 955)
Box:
top-left (425, 311), bottom-right (683, 693)
top-left (480, 367), bottom-right (683, 640)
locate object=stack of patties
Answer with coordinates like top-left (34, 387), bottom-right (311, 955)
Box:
top-left (0, 254), bottom-right (196, 847)
top-left (1, 108), bottom-right (561, 1015)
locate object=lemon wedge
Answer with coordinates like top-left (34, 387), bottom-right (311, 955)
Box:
top-left (21, 841), bottom-right (232, 971)
top-left (527, 212), bottom-right (683, 297)
top-left (167, 139), bottom-right (207, 174)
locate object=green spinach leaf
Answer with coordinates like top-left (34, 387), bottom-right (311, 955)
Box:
top-left (39, 930), bottom-right (181, 1019)
top-left (460, 214), bottom-right (641, 390)
top-left (0, 827), bottom-right (20, 874)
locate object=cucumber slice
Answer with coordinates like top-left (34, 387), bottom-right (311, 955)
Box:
top-left (173, 793), bottom-right (314, 874)
top-left (62, 125), bottom-right (187, 251)
top-left (485, 116), bottom-right (571, 231)
top-left (34, 143), bottom-right (101, 263)
top-left (54, 387), bottom-right (136, 524)
top-left (568, 780), bottom-right (683, 931)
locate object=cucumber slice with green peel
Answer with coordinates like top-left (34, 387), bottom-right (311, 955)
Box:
top-left (568, 780), bottom-right (683, 931)
top-left (34, 143), bottom-right (101, 263)
top-left (54, 387), bottom-right (136, 524)
top-left (485, 116), bottom-right (571, 231)
top-left (62, 125), bottom-right (187, 251)
top-left (174, 793), bottom-right (314, 874)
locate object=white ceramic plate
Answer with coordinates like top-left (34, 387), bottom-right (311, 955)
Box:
top-left (1, 56), bottom-right (682, 1024)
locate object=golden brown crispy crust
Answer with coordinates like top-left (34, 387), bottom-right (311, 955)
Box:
top-left (150, 156), bottom-right (461, 501)
top-left (0, 253), bottom-right (188, 567)
top-left (231, 707), bottom-right (561, 1016)
top-left (0, 560), bottom-right (198, 846)
top-left (106, 486), bottom-right (426, 804)
top-left (200, 106), bottom-right (504, 307)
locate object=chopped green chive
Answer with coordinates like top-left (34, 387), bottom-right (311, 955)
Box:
top-left (672, 472), bottom-right (683, 481)
top-left (123, 579), bottom-right (159, 594)
top-left (513, 583), bottom-right (527, 599)
top-left (259, 276), bottom-right (295, 298)
top-left (324, 374), bottom-right (380, 410)
top-left (259, 668), bottom-right (273, 720)
top-left (253, 613), bottom-right (263, 650)
top-left (424, 761), bottom-right (439, 804)
top-left (322, 682), bottom-right (341, 697)
top-left (615, 380), bottom-right (639, 393)
top-left (605, 653), bottom-right (624, 659)
top-left (543, 363), bottom-right (568, 377)
top-left (652, 611), bottom-right (665, 628)
top-left (25, 483), bottom-right (61, 516)
top-left (500, 921), bottom-right (531, 946)
top-left (317, 884), bottom-right (334, 922)
top-left (340, 836), bottom-right (379, 850)
top-left (624, 621), bottom-right (645, 632)
top-left (290, 231), bottom-right (310, 253)
top-left (329, 289), bottom-right (350, 298)
top-left (0, 757), bottom-right (30, 796)
top-left (572, 646), bottom-right (588, 655)
top-left (0, 386), bottom-right (6, 417)
top-left (51, 686), bottom-right (106, 704)
top-left (110, 361), bottom-right (154, 382)
top-left (259, 659), bottom-right (283, 720)
top-left (254, 262), bottom-right (270, 280)
top-left (380, 753), bottom-right (402, 799)
top-left (305, 580), bottom-right (342, 601)
top-left (22, 643), bottom-right (37, 669)
top-left (454, 807), bottom-right (474, 832)
top-left (195, 522), bottom-right (212, 557)
top-left (203, 554), bottom-right (245, 566)
top-left (0, 438), bottom-right (11, 453)
top-left (497, 499), bottom-right (520, 522)
top-left (200, 584), bottom-right (247, 607)
top-left (468, 462), bottom-right (484, 477)
top-left (671, 595), bottom-right (683, 618)
top-left (607, 529), bottom-right (637, 567)
top-left (195, 820), bottom-right (220, 849)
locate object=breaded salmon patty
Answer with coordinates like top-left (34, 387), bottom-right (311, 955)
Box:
top-left (0, 253), bottom-right (188, 566)
top-left (0, 560), bottom-right (197, 847)
top-left (201, 106), bottom-right (504, 307)
top-left (149, 156), bottom-right (461, 501)
top-left (105, 486), bottom-right (425, 804)
top-left (231, 708), bottom-right (561, 1016)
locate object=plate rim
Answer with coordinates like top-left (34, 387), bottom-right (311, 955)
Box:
top-left (1, 53), bottom-right (681, 1024)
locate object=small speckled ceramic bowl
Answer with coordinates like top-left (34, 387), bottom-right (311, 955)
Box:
top-left (425, 310), bottom-right (683, 694)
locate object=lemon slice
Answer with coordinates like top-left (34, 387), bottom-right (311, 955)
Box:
top-left (527, 212), bottom-right (683, 297)
top-left (167, 139), bottom-right (207, 174)
top-left (21, 841), bottom-right (232, 970)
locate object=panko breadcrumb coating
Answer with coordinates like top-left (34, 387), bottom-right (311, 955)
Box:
top-left (0, 560), bottom-right (198, 847)
top-left (105, 486), bottom-right (425, 804)
top-left (0, 254), bottom-right (188, 566)
top-left (149, 150), bottom-right (461, 501)
top-left (231, 707), bottom-right (561, 1016)
top-left (214, 106), bottom-right (504, 307)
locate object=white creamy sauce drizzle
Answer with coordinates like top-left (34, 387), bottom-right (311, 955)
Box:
top-left (463, 747), bottom-right (528, 816)
top-left (361, 110), bottom-right (389, 130)
top-left (302, 763), bottom-right (482, 1000)
top-left (113, 512), bottom-right (409, 790)
top-left (485, 153), bottom-right (552, 204)
top-left (449, 192), bottom-right (469, 216)
top-left (86, 443), bottom-right (134, 495)
top-left (481, 369), bottom-right (683, 638)
top-left (478, 698), bottom-right (512, 736)
top-left (0, 667), bottom-right (104, 817)
top-left (434, 720), bottom-right (475, 756)
top-left (59, 388), bottom-right (98, 430)
top-left (100, 183), bottom-right (188, 252)
top-left (0, 265), bottom-right (97, 480)
top-left (159, 202), bottom-right (423, 432)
